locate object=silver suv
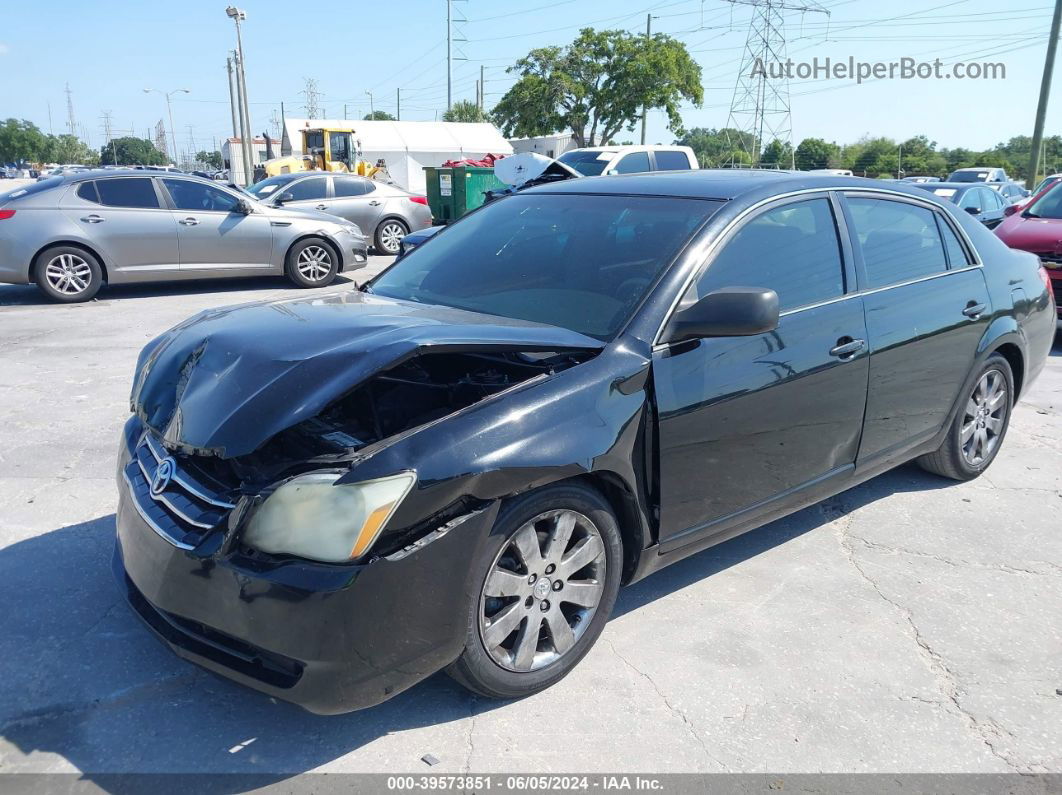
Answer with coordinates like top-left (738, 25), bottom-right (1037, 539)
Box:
top-left (0, 170), bottom-right (368, 302)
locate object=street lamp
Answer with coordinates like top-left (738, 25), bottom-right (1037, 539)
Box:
top-left (143, 87), bottom-right (189, 166)
top-left (225, 6), bottom-right (254, 185)
top-left (365, 90), bottom-right (374, 118)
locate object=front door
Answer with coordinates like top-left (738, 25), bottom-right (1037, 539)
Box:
top-left (653, 194), bottom-right (870, 547)
top-left (160, 178), bottom-right (273, 271)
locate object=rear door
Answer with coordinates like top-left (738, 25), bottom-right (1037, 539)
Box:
top-left (329, 175), bottom-right (385, 232)
top-left (61, 177), bottom-right (179, 279)
top-left (160, 178), bottom-right (273, 271)
top-left (841, 193), bottom-right (991, 464)
top-left (653, 194), bottom-right (869, 547)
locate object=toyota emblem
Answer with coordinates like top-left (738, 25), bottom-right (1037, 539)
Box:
top-left (150, 457), bottom-right (175, 496)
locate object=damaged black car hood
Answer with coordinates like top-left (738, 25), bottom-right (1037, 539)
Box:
top-left (131, 290), bottom-right (604, 458)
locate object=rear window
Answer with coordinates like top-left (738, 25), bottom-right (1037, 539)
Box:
top-left (654, 150), bottom-right (692, 171)
top-left (96, 178), bottom-right (160, 208)
top-left (0, 177), bottom-right (62, 203)
top-left (556, 151), bottom-right (609, 176)
top-left (948, 170), bottom-right (990, 183)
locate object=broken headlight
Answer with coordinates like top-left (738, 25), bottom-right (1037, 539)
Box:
top-left (242, 471), bottom-right (415, 563)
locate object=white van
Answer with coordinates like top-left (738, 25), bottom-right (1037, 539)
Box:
top-left (556, 145), bottom-right (699, 176)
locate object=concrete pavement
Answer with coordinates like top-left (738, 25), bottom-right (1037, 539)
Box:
top-left (0, 264), bottom-right (1059, 776)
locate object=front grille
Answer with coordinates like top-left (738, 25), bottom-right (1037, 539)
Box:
top-left (123, 432), bottom-right (237, 550)
top-left (1035, 251), bottom-right (1062, 266)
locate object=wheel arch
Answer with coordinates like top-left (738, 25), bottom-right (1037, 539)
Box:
top-left (567, 471), bottom-right (647, 585)
top-left (30, 240), bottom-right (110, 283)
top-left (990, 341), bottom-right (1025, 399)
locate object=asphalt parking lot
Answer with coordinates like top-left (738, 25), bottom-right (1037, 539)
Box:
top-left (0, 261), bottom-right (1059, 776)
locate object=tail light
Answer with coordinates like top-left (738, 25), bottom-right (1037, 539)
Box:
top-left (0, 209), bottom-right (15, 220)
top-left (407, 196), bottom-right (428, 205)
top-left (1040, 264), bottom-right (1055, 302)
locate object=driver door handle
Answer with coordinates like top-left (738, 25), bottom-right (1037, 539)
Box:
top-left (315, 204), bottom-right (328, 210)
top-left (178, 217), bottom-right (199, 226)
top-left (80, 214), bottom-right (104, 223)
top-left (829, 338), bottom-right (866, 359)
top-left (368, 200), bottom-right (381, 206)
top-left (962, 302), bottom-right (987, 319)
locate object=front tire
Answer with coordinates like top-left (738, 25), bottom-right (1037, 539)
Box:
top-left (448, 482), bottom-right (623, 701)
top-left (374, 219), bottom-right (408, 255)
top-left (34, 246), bottom-right (103, 303)
top-left (285, 238), bottom-right (338, 288)
top-left (918, 353), bottom-right (1014, 481)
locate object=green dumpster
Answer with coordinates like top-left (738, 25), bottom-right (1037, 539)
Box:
top-left (424, 166), bottom-right (507, 223)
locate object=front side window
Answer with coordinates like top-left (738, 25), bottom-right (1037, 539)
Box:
top-left (163, 179), bottom-right (241, 212)
top-left (1023, 181), bottom-right (1062, 219)
top-left (846, 197), bottom-right (947, 288)
top-left (285, 177), bottom-right (328, 201)
top-left (654, 150), bottom-right (692, 171)
top-left (690, 197), bottom-right (845, 311)
top-left (370, 193), bottom-right (719, 339)
top-left (614, 152), bottom-right (651, 174)
top-left (958, 189), bottom-right (981, 211)
top-left (95, 178), bottom-right (160, 209)
top-left (329, 133), bottom-right (351, 165)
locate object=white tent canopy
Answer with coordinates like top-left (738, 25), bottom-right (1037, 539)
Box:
top-left (280, 119), bottom-right (513, 194)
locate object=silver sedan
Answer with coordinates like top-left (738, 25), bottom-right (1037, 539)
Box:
top-left (0, 170), bottom-right (369, 302)
top-left (247, 173), bottom-right (433, 255)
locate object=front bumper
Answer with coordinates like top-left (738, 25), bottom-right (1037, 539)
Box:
top-left (113, 420), bottom-right (497, 714)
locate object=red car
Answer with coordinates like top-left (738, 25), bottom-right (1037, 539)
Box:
top-left (995, 182), bottom-right (1062, 329)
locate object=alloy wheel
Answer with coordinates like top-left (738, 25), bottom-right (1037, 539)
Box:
top-left (44, 253), bottom-right (92, 295)
top-left (961, 368), bottom-right (1007, 466)
top-left (296, 245), bottom-right (332, 281)
top-left (379, 222), bottom-right (405, 254)
top-left (479, 509), bottom-right (606, 673)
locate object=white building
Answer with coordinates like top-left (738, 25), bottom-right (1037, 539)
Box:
top-left (280, 119), bottom-right (513, 194)
top-left (221, 137), bottom-right (281, 184)
top-left (508, 133), bottom-right (579, 159)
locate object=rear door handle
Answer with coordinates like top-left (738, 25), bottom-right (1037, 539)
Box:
top-left (829, 338), bottom-right (866, 359)
top-left (178, 217), bottom-right (199, 226)
top-left (315, 204), bottom-right (328, 210)
top-left (962, 302), bottom-right (986, 319)
top-left (368, 200), bottom-right (381, 206)
top-left (80, 214), bottom-right (104, 223)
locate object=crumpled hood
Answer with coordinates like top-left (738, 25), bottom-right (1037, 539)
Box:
top-left (131, 290), bottom-right (603, 458)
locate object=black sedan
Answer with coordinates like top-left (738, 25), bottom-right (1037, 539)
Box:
top-left (114, 171), bottom-right (1056, 714)
top-left (914, 181), bottom-right (1010, 228)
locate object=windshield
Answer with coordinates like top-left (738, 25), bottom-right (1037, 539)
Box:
top-left (1033, 176), bottom-right (1060, 195)
top-left (370, 193), bottom-right (719, 340)
top-left (948, 170), bottom-right (990, 183)
top-left (556, 151), bottom-right (611, 177)
top-left (247, 174), bottom-right (298, 198)
top-left (1023, 181), bottom-right (1062, 219)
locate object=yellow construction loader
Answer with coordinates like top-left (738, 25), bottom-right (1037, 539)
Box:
top-left (260, 126), bottom-right (389, 180)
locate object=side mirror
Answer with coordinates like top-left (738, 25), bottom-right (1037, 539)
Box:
top-left (234, 199), bottom-right (252, 215)
top-left (1003, 204), bottom-right (1019, 217)
top-left (663, 287), bottom-right (780, 344)
top-left (965, 206), bottom-right (981, 215)
top-left (275, 191), bottom-right (294, 205)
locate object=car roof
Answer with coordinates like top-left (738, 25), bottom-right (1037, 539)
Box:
top-left (522, 168), bottom-right (937, 201)
top-left (44, 168), bottom-right (216, 186)
top-left (912, 182), bottom-right (976, 190)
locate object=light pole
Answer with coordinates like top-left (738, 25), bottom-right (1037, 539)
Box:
top-left (143, 87), bottom-right (189, 166)
top-left (366, 90), bottom-right (374, 118)
top-left (226, 6), bottom-right (254, 185)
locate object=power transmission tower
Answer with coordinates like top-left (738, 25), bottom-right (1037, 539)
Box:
top-left (301, 78), bottom-right (321, 119)
top-left (187, 125), bottom-right (197, 166)
top-left (100, 111), bottom-right (117, 165)
top-left (269, 108), bottom-right (281, 142)
top-left (64, 83), bottom-right (77, 137)
top-left (723, 0), bottom-right (829, 166)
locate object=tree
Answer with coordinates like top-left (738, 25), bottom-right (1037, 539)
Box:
top-left (794, 138), bottom-right (838, 170)
top-left (196, 150), bottom-right (223, 170)
top-left (492, 27), bottom-right (703, 147)
top-left (363, 111), bottom-right (396, 121)
top-left (442, 101), bottom-right (488, 123)
top-left (104, 136), bottom-right (167, 166)
top-left (760, 139), bottom-right (793, 168)
top-left (0, 119), bottom-right (50, 163)
top-left (673, 127), bottom-right (755, 167)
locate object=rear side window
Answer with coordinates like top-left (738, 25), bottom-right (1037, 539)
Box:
top-left (846, 198), bottom-right (947, 288)
top-left (76, 181), bottom-right (100, 203)
top-left (334, 177), bottom-right (375, 197)
top-left (938, 218), bottom-right (970, 268)
top-left (654, 150), bottom-right (692, 171)
top-left (692, 197), bottom-right (845, 311)
top-left (96, 178), bottom-right (159, 209)
top-left (614, 152), bottom-right (651, 174)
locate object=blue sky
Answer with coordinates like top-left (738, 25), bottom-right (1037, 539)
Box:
top-left (1, 0), bottom-right (1058, 156)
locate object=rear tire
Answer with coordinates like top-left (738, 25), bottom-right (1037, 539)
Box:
top-left (285, 238), bottom-right (339, 288)
top-left (447, 482), bottom-right (623, 701)
top-left (33, 246), bottom-right (102, 303)
top-left (917, 353), bottom-right (1014, 481)
top-left (374, 219), bottom-right (408, 255)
